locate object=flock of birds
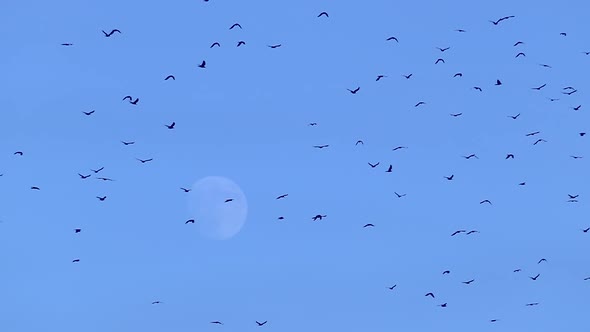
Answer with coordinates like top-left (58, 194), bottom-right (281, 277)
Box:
top-left (2, 2), bottom-right (590, 329)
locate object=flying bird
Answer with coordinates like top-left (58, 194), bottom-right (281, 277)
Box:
top-left (438, 303), bottom-right (448, 307)
top-left (14, 151), bottom-right (23, 156)
top-left (436, 47), bottom-right (450, 52)
top-left (96, 196), bottom-right (106, 201)
top-left (451, 230), bottom-right (466, 236)
top-left (394, 192), bottom-right (406, 198)
top-left (530, 274), bottom-right (540, 280)
top-left (74, 228), bottom-right (81, 233)
top-left (376, 75), bottom-right (387, 81)
top-left (489, 15), bottom-right (515, 25)
top-left (185, 219), bottom-right (195, 224)
top-left (462, 279), bottom-right (475, 284)
top-left (450, 113), bottom-right (462, 117)
top-left (96, 177), bottom-right (113, 181)
top-left (312, 214), bottom-right (327, 221)
top-left (180, 188), bottom-right (191, 193)
top-left (392, 146), bottom-right (407, 151)
top-left (526, 303), bottom-right (539, 306)
top-left (347, 87), bottom-right (360, 94)
top-left (102, 29), bottom-right (121, 37)
top-left (388, 285), bottom-right (397, 290)
top-left (151, 301), bottom-right (162, 305)
top-left (198, 61), bottom-right (206, 68)
top-left (402, 74), bottom-right (413, 79)
top-left (516, 52), bottom-right (526, 58)
top-left (538, 258), bottom-right (547, 264)
top-left (355, 140), bottom-right (364, 145)
top-left (165, 122), bottom-right (176, 129)
top-left (532, 84), bottom-right (546, 90)
top-left (237, 41), bottom-right (246, 47)
top-left (61, 43), bottom-right (73, 46)
top-left (442, 270), bottom-right (451, 274)
top-left (72, 259), bottom-right (80, 263)
top-left (526, 131), bottom-right (540, 136)
top-left (164, 75), bottom-right (175, 80)
top-left (425, 293), bottom-right (435, 298)
top-left (467, 230), bottom-right (479, 235)
top-left (91, 167), bottom-right (104, 173)
top-left (514, 41), bottom-right (524, 46)
top-left (414, 101), bottom-right (426, 107)
top-left (454, 72), bottom-right (463, 77)
top-left (121, 141), bottom-right (135, 145)
top-left (256, 321), bottom-right (268, 326)
top-left (363, 223), bottom-right (375, 228)
top-left (533, 139), bottom-right (547, 145)
top-left (31, 186), bottom-right (40, 190)
top-left (463, 154), bottom-right (478, 159)
top-left (444, 175), bottom-right (454, 180)
top-left (317, 12), bottom-right (329, 18)
top-left (268, 44), bottom-right (282, 48)
top-left (78, 173), bottom-right (91, 179)
top-left (480, 199), bottom-right (492, 205)
top-left (473, 86), bottom-right (482, 91)
top-left (495, 79), bottom-right (502, 85)
top-left (136, 158), bottom-right (153, 163)
top-left (386, 36), bottom-right (398, 42)
top-left (572, 105), bottom-right (582, 111)
top-left (313, 145), bottom-right (329, 149)
top-left (506, 154), bottom-right (515, 159)
top-left (368, 162), bottom-right (380, 168)
top-left (508, 113), bottom-right (520, 119)
top-left (224, 198), bottom-right (234, 203)
top-left (435, 58), bottom-right (445, 64)
top-left (82, 110), bottom-right (95, 115)
top-left (568, 194), bottom-right (578, 199)
top-left (229, 23), bottom-right (242, 30)
top-left (210, 42), bottom-right (221, 48)
top-left (385, 165), bottom-right (392, 172)
top-left (276, 194), bottom-right (288, 199)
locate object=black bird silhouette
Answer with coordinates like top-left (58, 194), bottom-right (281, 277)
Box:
top-left (473, 86), bottom-right (482, 91)
top-left (129, 98), bottom-right (139, 105)
top-left (308, 122), bottom-right (317, 126)
top-left (152, 301), bottom-right (162, 305)
top-left (506, 154), bottom-right (515, 159)
top-left (96, 196), bottom-right (106, 201)
top-left (386, 165), bottom-right (392, 173)
top-left (312, 214), bottom-right (327, 221)
top-left (526, 131), bottom-right (540, 136)
top-left (508, 113), bottom-right (520, 119)
top-left (581, 227), bottom-right (590, 233)
top-left (96, 177), bottom-right (113, 181)
top-left (82, 110), bottom-right (95, 115)
top-left (455, 29), bottom-right (466, 32)
top-left (72, 259), bottom-right (80, 263)
top-left (533, 139), bottom-right (547, 145)
top-left (388, 285), bottom-right (397, 290)
top-left (463, 154), bottom-right (478, 159)
top-left (425, 292), bottom-right (435, 298)
top-left (572, 105), bottom-right (582, 111)
top-left (539, 63), bottom-right (552, 68)
top-left (467, 230), bottom-right (479, 235)
top-left (480, 199), bottom-right (492, 205)
top-left (392, 146), bottom-right (407, 151)
top-left (394, 192), bottom-right (406, 198)
top-left (376, 75), bottom-right (387, 81)
top-left (530, 274), bottom-right (540, 280)
top-left (402, 74), bottom-right (413, 79)
top-left (256, 321), bottom-right (268, 326)
top-left (180, 188), bottom-right (191, 193)
top-left (563, 89), bottom-right (577, 95)
top-left (368, 162), bottom-right (379, 168)
top-left (583, 51), bottom-right (590, 55)
top-left (225, 198), bottom-right (234, 203)
top-left (229, 23), bottom-right (242, 30)
top-left (237, 41), bottom-right (246, 47)
top-left (568, 194), bottom-right (579, 199)
top-left (451, 230), bottom-right (466, 236)
top-left (276, 194), bottom-right (288, 199)
top-left (439, 303), bottom-right (447, 307)
top-left (363, 223), bottom-right (375, 228)
top-left (516, 52), bottom-right (526, 58)
top-left (495, 79), bottom-right (502, 85)
top-left (347, 87), bottom-right (360, 94)
top-left (514, 269), bottom-right (522, 272)
top-left (435, 58), bottom-right (445, 64)
top-left (121, 141), bottom-right (135, 145)
top-left (454, 72), bottom-right (463, 77)
top-left (313, 145), bottom-right (329, 149)
top-left (355, 140), bottom-right (364, 145)
top-left (538, 258), bottom-right (547, 264)
top-left (74, 228), bottom-right (81, 233)
top-left (78, 173), bottom-right (91, 179)
top-left (185, 219), bottom-right (195, 224)
top-left (91, 167), bottom-right (104, 173)
top-left (61, 43), bottom-right (73, 46)
top-left (164, 75), bottom-right (175, 80)
top-left (436, 47), bottom-right (450, 52)
top-left (386, 36), bottom-right (398, 42)
top-left (136, 158), bottom-right (153, 163)
top-left (580, 133), bottom-right (586, 136)
top-left (198, 61), bottom-right (206, 68)
top-left (268, 44), bottom-right (282, 48)
top-left (102, 29), bottom-right (121, 37)
top-left (532, 84), bottom-right (546, 90)
top-left (31, 186), bottom-right (40, 190)
top-left (165, 122), bottom-right (176, 129)
top-left (444, 175), bottom-right (454, 180)
top-left (442, 270), bottom-right (450, 274)
top-left (560, 32), bottom-right (567, 36)
top-left (462, 279), bottom-right (475, 284)
top-left (514, 41), bottom-right (524, 46)
top-left (14, 151), bottom-right (23, 156)
top-left (414, 101), bottom-right (426, 107)
top-left (489, 15), bottom-right (515, 25)
top-left (548, 98), bottom-right (560, 102)
top-left (490, 319), bottom-right (499, 323)
top-left (526, 303), bottom-right (539, 306)
top-left (450, 113), bottom-right (462, 117)
top-left (210, 42), bottom-right (221, 48)
top-left (317, 12), bottom-right (329, 18)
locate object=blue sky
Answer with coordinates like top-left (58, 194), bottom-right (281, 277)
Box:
top-left (1, 0), bottom-right (589, 331)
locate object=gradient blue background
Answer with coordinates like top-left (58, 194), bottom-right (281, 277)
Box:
top-left (1, 0), bottom-right (589, 331)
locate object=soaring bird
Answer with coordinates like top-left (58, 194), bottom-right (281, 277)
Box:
top-left (347, 87), bottom-right (360, 94)
top-left (313, 145), bottom-right (329, 149)
top-left (164, 75), bottom-right (175, 80)
top-left (442, 270), bottom-right (451, 274)
top-left (368, 162), bottom-right (380, 168)
top-left (151, 301), bottom-right (162, 305)
top-left (165, 122), bottom-right (176, 129)
top-left (385, 165), bottom-right (392, 173)
top-left (495, 79), bottom-right (502, 85)
top-left (210, 42), bottom-right (221, 48)
top-left (317, 12), bottom-right (329, 18)
top-left (78, 173), bottom-right (91, 179)
top-left (444, 175), bottom-right (454, 180)
top-left (538, 258), bottom-right (547, 264)
top-left (462, 279), bottom-right (475, 284)
top-left (480, 199), bottom-right (492, 205)
top-left (532, 84), bottom-right (546, 90)
top-left (136, 158), bottom-right (153, 163)
top-left (414, 101), bottom-right (426, 107)
top-left (256, 321), bottom-right (268, 326)
top-left (394, 192), bottom-right (406, 198)
top-left (121, 141), bottom-right (135, 145)
top-left (451, 230), bottom-right (466, 236)
top-left (355, 140), bottom-right (364, 145)
top-left (450, 113), bottom-right (462, 117)
top-left (74, 228), bottom-right (81, 233)
top-left (533, 139), bottom-right (547, 145)
top-left (526, 303), bottom-right (539, 306)
top-left (96, 196), bottom-right (106, 201)
top-left (392, 146), bottom-right (407, 151)
top-left (91, 167), bottom-right (104, 173)
top-left (506, 154), bottom-right (515, 159)
top-left (211, 321), bottom-right (224, 325)
top-left (438, 303), bottom-right (448, 307)
top-left (268, 44), bottom-right (282, 48)
top-left (454, 72), bottom-right (463, 77)
top-left (463, 154), bottom-right (478, 159)
top-left (473, 86), bottom-right (482, 91)
top-left (31, 186), bottom-right (40, 190)
top-left (508, 113), bottom-right (520, 119)
top-left (96, 177), bottom-right (114, 181)
top-left (402, 74), bottom-right (413, 79)
top-left (185, 219), bottom-right (195, 224)
top-left (14, 151), bottom-right (23, 156)
top-left (237, 41), bottom-right (246, 47)
top-left (61, 43), bottom-right (73, 46)
top-left (276, 194), bottom-right (288, 199)
top-left (386, 36), bottom-right (398, 42)
top-left (363, 223), bottom-right (375, 228)
top-left (530, 274), bottom-right (540, 280)
top-left (82, 110), bottom-right (95, 115)
top-left (489, 15), bottom-right (515, 25)
top-left (514, 41), bottom-right (524, 46)
top-left (425, 293), bottom-right (435, 298)
top-left (516, 52), bottom-right (526, 58)
top-left (312, 214), bottom-right (327, 221)
top-left (72, 259), bottom-right (80, 263)
top-left (198, 61), bottom-right (206, 68)
top-left (102, 29), bottom-right (121, 37)
top-left (467, 230), bottom-right (479, 235)
top-left (376, 75), bottom-right (387, 81)
top-left (388, 285), bottom-right (397, 290)
top-left (436, 47), bottom-right (450, 52)
top-left (229, 23), bottom-right (242, 30)
top-left (225, 198), bottom-right (234, 203)
top-left (435, 58), bottom-right (445, 64)
top-left (180, 188), bottom-right (191, 193)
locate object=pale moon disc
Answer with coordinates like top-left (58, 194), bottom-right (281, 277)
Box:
top-left (188, 176), bottom-right (248, 240)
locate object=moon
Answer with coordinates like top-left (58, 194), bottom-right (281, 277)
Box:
top-left (188, 176), bottom-right (248, 240)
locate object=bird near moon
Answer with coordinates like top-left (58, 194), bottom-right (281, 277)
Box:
top-left (188, 176), bottom-right (248, 240)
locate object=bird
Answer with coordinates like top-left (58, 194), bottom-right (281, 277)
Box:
top-left (90, 167), bottom-right (104, 173)
top-left (151, 301), bottom-right (162, 305)
top-left (571, 155), bottom-right (583, 159)
top-left (490, 319), bottom-right (499, 323)
top-left (450, 113), bottom-right (462, 117)
top-left (394, 192), bottom-right (406, 198)
top-left (463, 154), bottom-right (478, 159)
top-left (462, 279), bottom-right (475, 284)
top-left (495, 79), bottom-right (502, 85)
top-left (61, 43), bottom-right (73, 46)
top-left (121, 141), bottom-right (135, 145)
top-left (363, 223), bottom-right (375, 228)
top-left (347, 87), bottom-right (360, 94)
top-left (74, 228), bottom-right (81, 233)
top-left (508, 113), bottom-right (520, 119)
top-left (506, 154), bottom-right (515, 159)
top-left (31, 186), bottom-right (40, 190)
top-left (453, 72), bottom-right (463, 77)
top-left (210, 42), bottom-right (221, 48)
top-left (572, 105), bottom-right (582, 111)
top-left (435, 58), bottom-right (445, 64)
top-left (385, 165), bottom-right (392, 173)
top-left (584, 277), bottom-right (590, 281)
top-left (96, 177), bottom-right (113, 181)
top-left (514, 269), bottom-right (522, 272)
top-left (376, 75), bottom-right (387, 81)
top-left (317, 12), bottom-right (329, 18)
top-left (489, 15), bottom-right (515, 25)
top-left (563, 89), bottom-right (577, 95)
top-left (442, 270), bottom-right (450, 275)
top-left (583, 51), bottom-right (590, 55)
top-left (165, 122), bottom-right (176, 129)
top-left (444, 175), bottom-right (454, 180)
top-left (438, 303), bottom-right (448, 307)
top-left (467, 230), bottom-right (480, 235)
top-left (185, 219), bottom-right (195, 224)
top-left (473, 86), bottom-right (483, 91)
top-left (414, 101), bottom-right (426, 107)
top-left (560, 32), bottom-right (567, 36)
top-left (530, 274), bottom-right (540, 280)
top-left (386, 36), bottom-right (398, 42)
top-left (368, 162), bottom-right (380, 168)
top-left (568, 194), bottom-right (579, 199)
top-left (180, 188), bottom-right (191, 193)
top-left (308, 122), bottom-right (317, 126)
top-left (355, 140), bottom-right (364, 145)
top-left (526, 131), bottom-right (540, 136)
top-left (388, 285), bottom-right (397, 290)
top-left (436, 47), bottom-right (450, 52)
top-left (312, 214), bottom-right (327, 221)
top-left (402, 74), bottom-right (413, 79)
top-left (164, 75), bottom-right (175, 80)
top-left (514, 41), bottom-right (524, 46)
top-left (82, 110), bottom-right (95, 115)
top-left (538, 258), bottom-right (547, 264)
top-left (533, 139), bottom-right (547, 145)
top-left (267, 44), bottom-right (282, 48)
top-left (78, 173), bottom-right (91, 179)
top-left (224, 198), bottom-right (234, 203)
top-left (516, 52), bottom-right (526, 58)
top-left (237, 41), bottom-right (246, 47)
top-left (276, 194), bottom-right (288, 199)
top-left (229, 23), bottom-right (242, 30)
top-left (451, 230), bottom-right (466, 236)
top-left (313, 145), bottom-right (329, 149)
top-left (526, 303), bottom-right (539, 306)
top-left (211, 321), bottom-right (224, 325)
top-left (102, 29), bottom-right (121, 37)
top-left (392, 146), bottom-right (407, 151)
top-left (532, 84), bottom-right (547, 90)
top-left (14, 151), bottom-right (23, 156)
top-left (480, 199), bottom-right (492, 205)
top-left (580, 133), bottom-right (586, 136)
top-left (72, 259), bottom-right (80, 263)
top-left (198, 61), bottom-right (206, 68)
top-left (130, 98), bottom-right (139, 105)
top-left (96, 196), bottom-right (106, 201)
top-left (425, 293), bottom-right (435, 298)
top-left (455, 29), bottom-right (466, 32)
top-left (136, 158), bottom-right (153, 163)
top-left (256, 321), bottom-right (268, 326)
top-left (539, 64), bottom-right (552, 68)
top-left (581, 227), bottom-right (590, 233)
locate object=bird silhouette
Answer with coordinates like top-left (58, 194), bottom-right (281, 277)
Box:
top-left (530, 274), bottom-right (540, 280)
top-left (451, 230), bottom-right (466, 236)
top-left (463, 154), bottom-right (479, 159)
top-left (165, 122), bottom-right (176, 129)
top-left (388, 285), bottom-right (397, 290)
top-left (317, 12), bottom-right (329, 18)
top-left (489, 15), bottom-right (515, 25)
top-left (355, 140), bottom-right (364, 145)
top-left (435, 58), bottom-right (445, 64)
top-left (91, 167), bottom-right (104, 173)
top-left (385, 165), bottom-right (392, 173)
top-left (450, 113), bottom-right (462, 117)
top-left (438, 303), bottom-right (448, 307)
top-left (480, 199), bottom-right (492, 205)
top-left (78, 173), bottom-right (91, 179)
top-left (180, 188), bottom-right (191, 193)
top-left (82, 110), bottom-right (95, 115)
top-left (386, 36), bottom-right (398, 42)
top-left (414, 101), bottom-right (426, 107)
top-left (229, 23), bottom-right (242, 30)
top-left (31, 186), bottom-right (40, 190)
top-left (444, 175), bottom-right (454, 180)
top-left (96, 196), bottom-right (106, 201)
top-left (514, 41), bottom-right (524, 46)
top-left (467, 230), bottom-right (479, 235)
top-left (532, 84), bottom-right (546, 90)
top-left (526, 303), bottom-right (539, 306)
top-left (347, 87), bottom-right (360, 94)
top-left (506, 154), bottom-right (515, 159)
top-left (198, 61), bottom-right (206, 68)
top-left (72, 259), bottom-right (80, 263)
top-left (102, 29), bottom-right (121, 37)
top-left (312, 214), bottom-right (327, 221)
top-left (473, 86), bottom-right (482, 91)
top-left (185, 219), bottom-right (195, 224)
top-left (225, 198), bottom-right (234, 203)
top-left (442, 270), bottom-right (451, 274)
top-left (495, 79), bottom-right (502, 85)
top-left (394, 192), bottom-right (406, 198)
top-left (572, 105), bottom-right (582, 111)
top-left (533, 139), bottom-right (547, 145)
top-left (74, 228), bottom-right (81, 233)
top-left (516, 52), bottom-right (526, 58)
top-left (164, 75), bottom-right (175, 80)
top-left (376, 75), bottom-right (387, 81)
top-left (136, 158), bottom-right (153, 163)
top-left (425, 293), bottom-right (435, 298)
top-left (368, 162), bottom-right (379, 168)
top-left (61, 43), bottom-right (73, 46)
top-left (14, 151), bottom-right (23, 156)
top-left (276, 194), bottom-right (288, 199)
top-left (363, 223), bottom-right (375, 228)
top-left (237, 41), bottom-right (246, 47)
top-left (462, 279), bottom-right (475, 284)
top-left (538, 258), bottom-right (547, 264)
top-left (96, 177), bottom-right (114, 181)
top-left (508, 113), bottom-right (520, 119)
top-left (121, 141), bottom-right (135, 145)
top-left (402, 74), bottom-right (413, 79)
top-left (256, 321), bottom-right (268, 326)
top-left (313, 145), bottom-right (329, 149)
top-left (268, 44), bottom-right (282, 48)
top-left (436, 47), bottom-right (450, 52)
top-left (210, 42), bottom-right (221, 48)
top-left (392, 146), bottom-right (408, 151)
top-left (454, 73), bottom-right (463, 77)
top-left (151, 301), bottom-right (162, 305)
